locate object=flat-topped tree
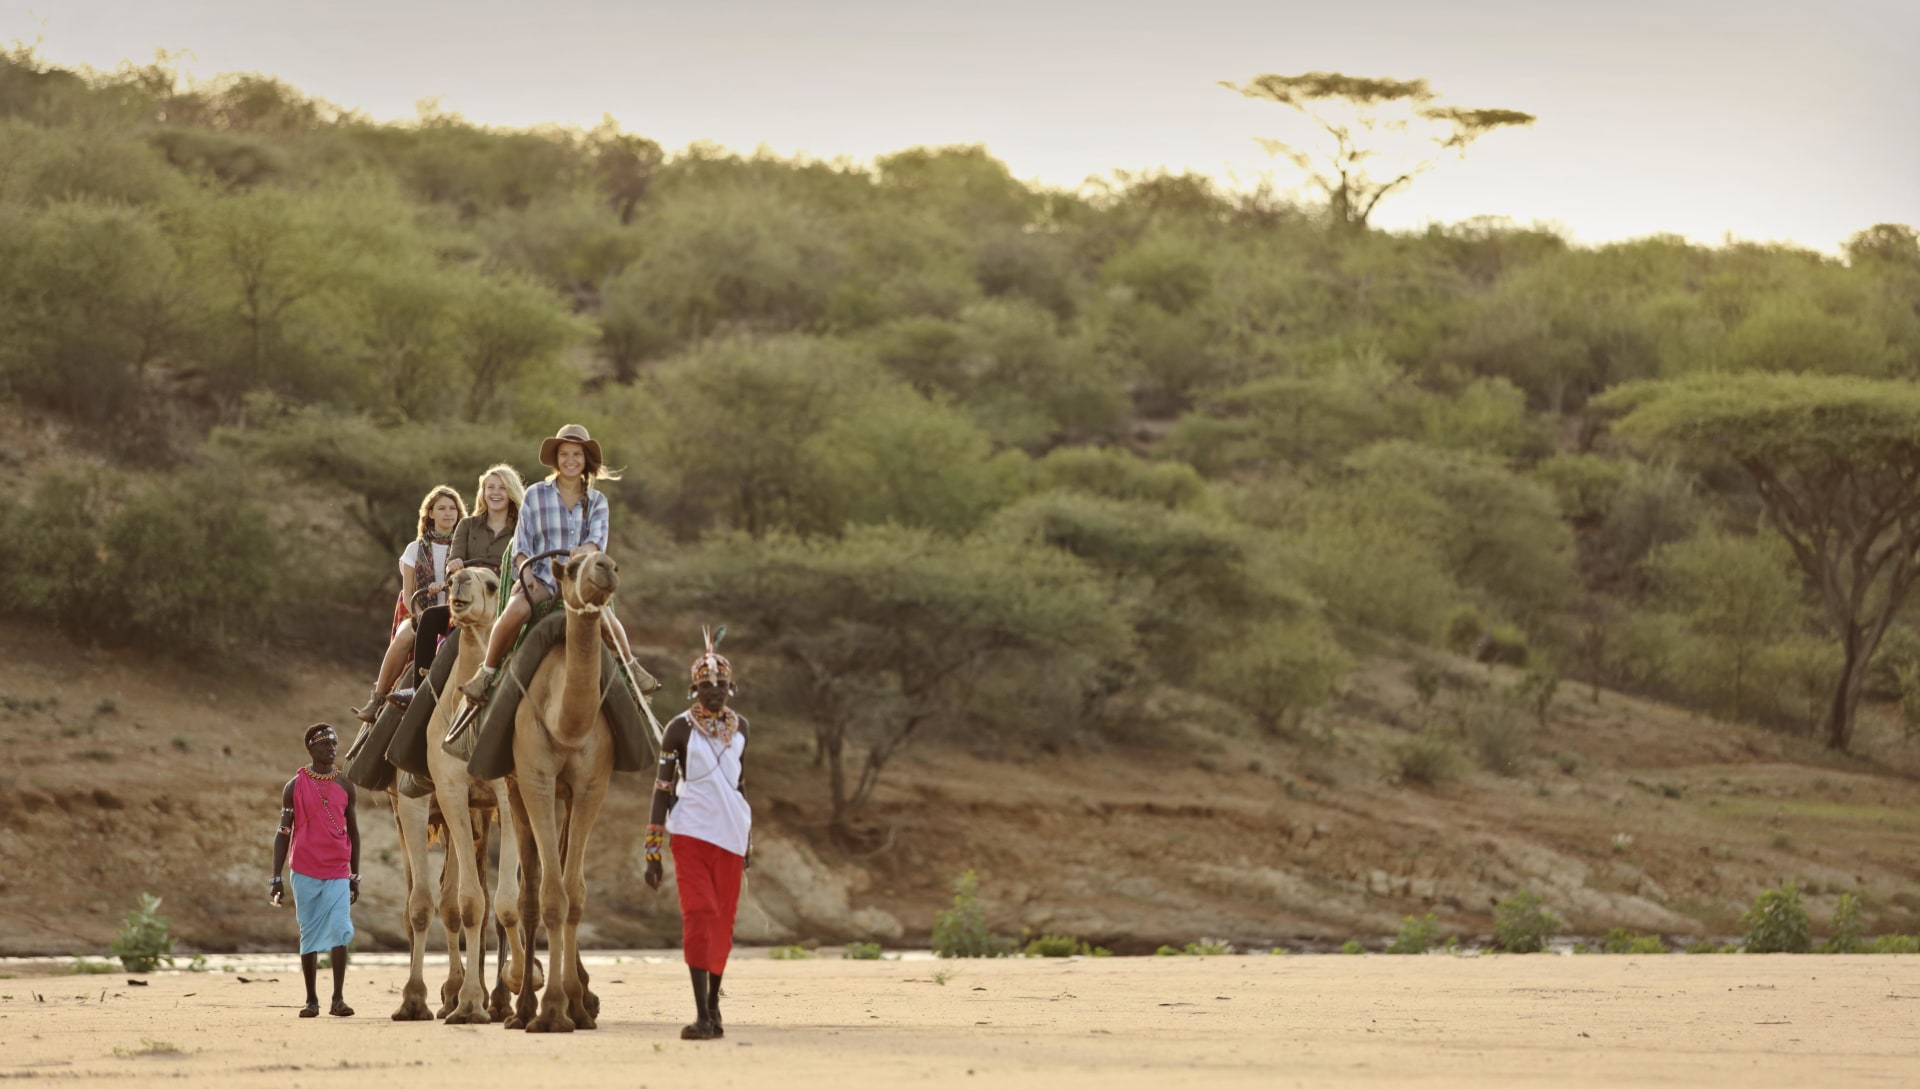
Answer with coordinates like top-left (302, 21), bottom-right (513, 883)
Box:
top-left (1222, 71), bottom-right (1534, 232)
top-left (1599, 374), bottom-right (1920, 751)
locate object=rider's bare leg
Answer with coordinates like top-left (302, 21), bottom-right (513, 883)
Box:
top-left (352, 620), bottom-right (414, 722)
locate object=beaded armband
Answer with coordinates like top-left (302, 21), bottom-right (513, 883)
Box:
top-left (644, 823), bottom-right (666, 864)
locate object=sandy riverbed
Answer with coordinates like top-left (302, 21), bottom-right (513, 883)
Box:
top-left (3, 952), bottom-right (1917, 1087)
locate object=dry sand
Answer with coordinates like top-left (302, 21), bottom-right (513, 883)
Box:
top-left (3, 952), bottom-right (1917, 1087)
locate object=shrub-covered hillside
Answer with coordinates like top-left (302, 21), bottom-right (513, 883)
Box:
top-left (3, 47), bottom-right (1919, 835)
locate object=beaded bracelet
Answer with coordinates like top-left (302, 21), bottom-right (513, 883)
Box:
top-left (269, 876), bottom-right (283, 884)
top-left (644, 823), bottom-right (665, 863)
top-left (652, 778), bottom-right (675, 793)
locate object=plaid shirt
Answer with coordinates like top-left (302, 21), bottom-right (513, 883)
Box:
top-left (514, 480), bottom-right (609, 594)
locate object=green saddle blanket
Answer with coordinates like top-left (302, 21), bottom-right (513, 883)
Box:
top-left (344, 699), bottom-right (404, 792)
top-left (387, 642), bottom-right (461, 778)
top-left (466, 611), bottom-right (657, 781)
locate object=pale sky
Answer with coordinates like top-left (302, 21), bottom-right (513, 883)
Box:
top-left (11, 0), bottom-right (1917, 251)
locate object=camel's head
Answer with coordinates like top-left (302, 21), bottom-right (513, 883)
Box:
top-left (551, 551), bottom-right (619, 614)
top-left (447, 566), bottom-right (500, 627)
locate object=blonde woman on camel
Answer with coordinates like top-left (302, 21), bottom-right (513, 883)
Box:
top-left (351, 484), bottom-right (462, 724)
top-left (385, 463), bottom-right (526, 711)
top-left (458, 425), bottom-right (657, 705)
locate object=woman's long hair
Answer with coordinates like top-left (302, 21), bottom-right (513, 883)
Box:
top-left (471, 464), bottom-right (527, 521)
top-left (416, 484), bottom-right (464, 538)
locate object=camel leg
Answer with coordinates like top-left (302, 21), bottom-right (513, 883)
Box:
top-left (558, 771), bottom-right (608, 1030)
top-left (435, 825), bottom-right (464, 1019)
top-left (485, 779), bottom-right (526, 1020)
top-left (519, 770), bottom-right (575, 1034)
top-left (504, 775), bottom-right (543, 1031)
top-left (391, 792), bottom-right (435, 1022)
top-left (555, 808), bottom-right (598, 1020)
top-left (436, 785), bottom-right (492, 1025)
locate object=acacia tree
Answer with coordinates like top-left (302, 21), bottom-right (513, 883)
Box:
top-left (1222, 71), bottom-right (1534, 231)
top-left (656, 525), bottom-right (1133, 839)
top-left (1601, 374), bottom-right (1920, 750)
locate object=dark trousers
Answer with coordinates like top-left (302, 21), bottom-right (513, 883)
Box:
top-left (412, 605), bottom-right (451, 681)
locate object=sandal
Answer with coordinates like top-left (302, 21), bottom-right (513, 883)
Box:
top-left (299, 1000), bottom-right (320, 1018)
top-left (329, 998), bottom-right (355, 1017)
top-left (679, 1019), bottom-right (718, 1040)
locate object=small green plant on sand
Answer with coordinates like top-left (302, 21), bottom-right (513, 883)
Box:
top-left (842, 942), bottom-right (883, 960)
top-left (1340, 940), bottom-right (1365, 955)
top-left (931, 870), bottom-right (1013, 958)
top-left (1741, 881), bottom-right (1811, 953)
top-left (930, 968), bottom-right (953, 986)
top-left (1598, 927), bottom-right (1667, 954)
top-left (769, 945), bottom-right (816, 960)
top-left (1386, 914), bottom-right (1442, 955)
top-left (1492, 889), bottom-right (1560, 953)
top-left (110, 894), bottom-right (174, 973)
top-left (1023, 933), bottom-right (1107, 958)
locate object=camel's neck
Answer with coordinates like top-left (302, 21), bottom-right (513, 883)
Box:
top-left (553, 605), bottom-right (604, 745)
top-left (450, 618), bottom-right (488, 688)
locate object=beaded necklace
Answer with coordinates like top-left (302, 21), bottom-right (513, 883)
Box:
top-left (688, 704), bottom-right (739, 747)
top-left (302, 765), bottom-right (348, 838)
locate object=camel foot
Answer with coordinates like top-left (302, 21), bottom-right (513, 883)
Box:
top-left (525, 1010), bottom-right (575, 1034)
top-left (487, 987), bottom-right (512, 1023)
top-left (444, 1007), bottom-right (487, 1026)
top-left (583, 989), bottom-right (600, 1019)
top-left (390, 996), bottom-right (434, 1022)
top-left (567, 1001), bottom-right (597, 1030)
top-left (502, 1016), bottom-right (526, 1031)
top-left (299, 1001), bottom-right (320, 1019)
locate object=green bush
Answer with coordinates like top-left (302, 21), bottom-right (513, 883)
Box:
top-left (1740, 882), bottom-right (1812, 953)
top-left (1479, 624), bottom-right (1530, 667)
top-left (1821, 893), bottom-right (1865, 954)
top-left (1870, 934), bottom-right (1920, 954)
top-left (1022, 934), bottom-right (1080, 958)
top-left (1444, 606), bottom-right (1485, 655)
top-left (1386, 914), bottom-right (1442, 954)
top-left (769, 945), bottom-right (816, 960)
top-left (1340, 940), bottom-right (1366, 955)
top-left (110, 893), bottom-right (175, 973)
top-left (1391, 732), bottom-right (1460, 786)
top-left (842, 942), bottom-right (883, 960)
top-left (1492, 889), bottom-right (1560, 953)
top-left (1456, 687), bottom-right (1531, 775)
top-left (1598, 927), bottom-right (1667, 954)
top-left (931, 870), bottom-right (1013, 958)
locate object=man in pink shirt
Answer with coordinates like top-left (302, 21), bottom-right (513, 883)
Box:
top-left (269, 723), bottom-right (362, 1018)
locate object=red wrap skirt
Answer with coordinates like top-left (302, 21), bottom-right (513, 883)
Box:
top-left (672, 834), bottom-right (744, 974)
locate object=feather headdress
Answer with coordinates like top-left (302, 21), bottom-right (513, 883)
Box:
top-left (688, 624), bottom-right (733, 697)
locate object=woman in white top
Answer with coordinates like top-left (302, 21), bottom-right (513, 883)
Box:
top-left (645, 628), bottom-right (751, 1042)
top-left (350, 485), bottom-right (462, 724)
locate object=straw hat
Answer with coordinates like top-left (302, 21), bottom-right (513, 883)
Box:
top-left (538, 424), bottom-right (602, 469)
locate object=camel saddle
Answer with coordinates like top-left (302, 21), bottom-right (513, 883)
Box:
top-left (465, 611), bottom-right (655, 781)
top-left (387, 642), bottom-right (462, 779)
top-left (344, 699), bottom-right (405, 793)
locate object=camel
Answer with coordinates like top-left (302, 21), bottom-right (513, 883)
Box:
top-left (386, 566), bottom-right (535, 1023)
top-left (423, 564), bottom-right (534, 1024)
top-left (504, 552), bottom-right (618, 1033)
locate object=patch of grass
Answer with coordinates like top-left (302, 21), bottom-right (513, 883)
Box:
top-left (842, 942), bottom-right (882, 960)
top-left (1493, 889), bottom-right (1560, 953)
top-left (1385, 914), bottom-right (1442, 955)
top-left (1340, 940), bottom-right (1366, 955)
top-left (930, 968), bottom-right (952, 986)
top-left (70, 958), bottom-right (116, 975)
top-left (769, 945), bottom-right (816, 961)
top-left (1390, 732), bottom-right (1459, 786)
top-left (1870, 934), bottom-right (1919, 954)
top-left (1022, 934), bottom-right (1080, 958)
top-left (1598, 927), bottom-right (1667, 954)
top-left (113, 1039), bottom-right (186, 1058)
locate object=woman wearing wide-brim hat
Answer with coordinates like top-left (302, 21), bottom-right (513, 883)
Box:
top-left (458, 425), bottom-right (655, 704)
